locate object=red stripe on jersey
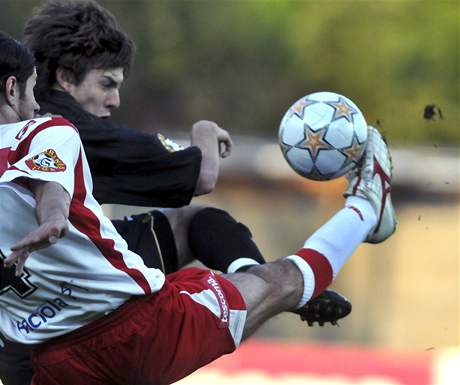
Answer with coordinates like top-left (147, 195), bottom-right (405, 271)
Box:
top-left (296, 248), bottom-right (333, 298)
top-left (0, 147), bottom-right (10, 176)
top-left (8, 117), bottom-right (77, 164)
top-left (69, 151), bottom-right (152, 294)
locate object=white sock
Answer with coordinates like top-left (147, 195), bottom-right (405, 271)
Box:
top-left (287, 196), bottom-right (377, 308)
top-left (305, 196), bottom-right (377, 278)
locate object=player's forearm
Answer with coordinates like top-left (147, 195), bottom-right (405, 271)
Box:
top-left (191, 122), bottom-right (220, 195)
top-left (30, 180), bottom-right (70, 225)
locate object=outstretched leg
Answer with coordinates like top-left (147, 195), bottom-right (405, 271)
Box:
top-left (224, 125), bottom-right (397, 338)
top-left (161, 205), bottom-right (354, 326)
top-left (225, 195), bottom-right (377, 338)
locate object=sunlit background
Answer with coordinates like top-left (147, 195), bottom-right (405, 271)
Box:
top-left (1, 0), bottom-right (459, 384)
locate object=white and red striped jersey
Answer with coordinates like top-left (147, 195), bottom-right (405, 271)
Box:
top-left (0, 117), bottom-right (165, 344)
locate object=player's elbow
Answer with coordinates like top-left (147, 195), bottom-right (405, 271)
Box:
top-left (194, 171), bottom-right (218, 196)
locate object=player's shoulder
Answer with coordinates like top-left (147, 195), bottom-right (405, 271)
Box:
top-left (22, 116), bottom-right (79, 141)
top-left (8, 116), bottom-right (80, 147)
top-left (32, 115), bottom-right (78, 132)
top-left (12, 116), bottom-right (77, 134)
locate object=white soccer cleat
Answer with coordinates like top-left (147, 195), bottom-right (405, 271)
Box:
top-left (344, 126), bottom-right (397, 243)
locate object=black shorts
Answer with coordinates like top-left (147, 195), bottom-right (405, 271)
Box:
top-left (0, 337), bottom-right (32, 385)
top-left (112, 210), bottom-right (178, 274)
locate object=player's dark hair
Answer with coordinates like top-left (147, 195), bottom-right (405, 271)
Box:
top-left (23, 0), bottom-right (135, 98)
top-left (0, 31), bottom-right (35, 100)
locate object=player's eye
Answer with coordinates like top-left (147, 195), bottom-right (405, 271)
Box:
top-left (100, 78), bottom-right (118, 90)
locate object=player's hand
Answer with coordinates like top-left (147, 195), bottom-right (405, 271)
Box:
top-left (4, 215), bottom-right (68, 276)
top-left (192, 120), bottom-right (233, 158)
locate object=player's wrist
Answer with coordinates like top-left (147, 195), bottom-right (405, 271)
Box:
top-left (39, 211), bottom-right (68, 227)
top-left (192, 121), bottom-right (220, 137)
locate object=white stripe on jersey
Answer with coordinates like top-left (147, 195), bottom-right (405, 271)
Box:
top-left (0, 118), bottom-right (165, 344)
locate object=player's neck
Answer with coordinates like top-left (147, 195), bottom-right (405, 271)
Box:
top-left (0, 104), bottom-right (22, 125)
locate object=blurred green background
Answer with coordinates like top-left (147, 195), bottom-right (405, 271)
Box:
top-left (3, 0), bottom-right (459, 145)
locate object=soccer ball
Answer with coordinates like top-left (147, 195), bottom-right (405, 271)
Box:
top-left (278, 91), bottom-right (368, 181)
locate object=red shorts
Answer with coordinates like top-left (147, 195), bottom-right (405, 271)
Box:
top-left (31, 268), bottom-right (247, 385)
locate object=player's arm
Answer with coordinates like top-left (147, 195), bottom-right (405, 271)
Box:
top-left (4, 180), bottom-right (70, 276)
top-left (190, 120), bottom-right (232, 195)
top-left (45, 98), bottom-right (229, 205)
top-left (1, 117), bottom-right (79, 275)
top-left (63, 116), bottom-right (201, 207)
top-left (81, 118), bottom-right (231, 203)
top-left (32, 179), bottom-right (70, 233)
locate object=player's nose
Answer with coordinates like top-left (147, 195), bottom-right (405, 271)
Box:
top-left (106, 90), bottom-right (120, 110)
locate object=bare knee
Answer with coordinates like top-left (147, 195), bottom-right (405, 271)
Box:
top-left (224, 260), bottom-right (303, 338)
top-left (158, 205), bottom-right (208, 267)
top-left (245, 261), bottom-right (301, 308)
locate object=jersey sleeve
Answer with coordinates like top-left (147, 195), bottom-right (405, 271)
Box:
top-left (80, 121), bottom-right (202, 207)
top-left (0, 118), bottom-right (82, 197)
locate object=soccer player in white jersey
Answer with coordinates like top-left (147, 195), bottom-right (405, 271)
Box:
top-left (0, 31), bottom-right (397, 385)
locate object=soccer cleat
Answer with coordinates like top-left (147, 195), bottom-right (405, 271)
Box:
top-left (344, 126), bottom-right (397, 243)
top-left (294, 289), bottom-right (352, 326)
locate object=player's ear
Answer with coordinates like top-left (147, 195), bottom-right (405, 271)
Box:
top-left (55, 68), bottom-right (77, 93)
top-left (4, 75), bottom-right (19, 108)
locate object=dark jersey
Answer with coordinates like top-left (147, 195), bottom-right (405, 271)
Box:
top-left (38, 91), bottom-right (202, 207)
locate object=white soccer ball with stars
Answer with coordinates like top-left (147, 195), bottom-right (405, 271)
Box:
top-left (278, 91), bottom-right (368, 181)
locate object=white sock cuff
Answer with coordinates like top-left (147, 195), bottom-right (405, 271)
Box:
top-left (227, 258), bottom-right (261, 274)
top-left (285, 255), bottom-right (315, 308)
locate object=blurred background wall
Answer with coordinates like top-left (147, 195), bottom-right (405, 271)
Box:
top-left (0, 0), bottom-right (458, 383)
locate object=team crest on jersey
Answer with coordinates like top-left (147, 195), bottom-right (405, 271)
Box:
top-left (25, 149), bottom-right (66, 172)
top-left (157, 133), bottom-right (184, 152)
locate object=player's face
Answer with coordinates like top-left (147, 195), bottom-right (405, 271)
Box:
top-left (17, 68), bottom-right (40, 121)
top-left (69, 68), bottom-right (123, 118)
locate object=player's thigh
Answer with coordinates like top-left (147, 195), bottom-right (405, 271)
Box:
top-left (156, 205), bottom-right (208, 266)
top-left (32, 366), bottom-right (108, 385)
top-left (28, 268), bottom-right (246, 385)
top-left (146, 268), bottom-right (246, 384)
top-left (111, 210), bottom-right (178, 273)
